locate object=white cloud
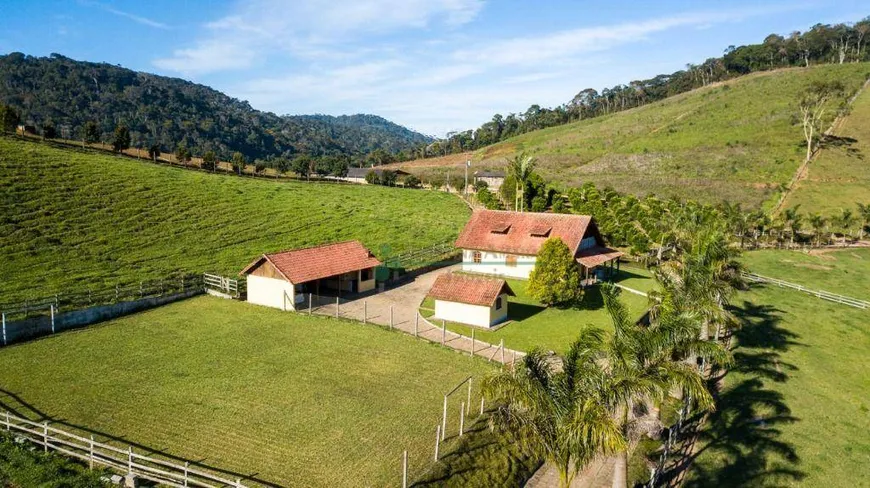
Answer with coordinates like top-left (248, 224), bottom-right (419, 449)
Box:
top-left (152, 0), bottom-right (483, 75)
top-left (82, 2), bottom-right (170, 29)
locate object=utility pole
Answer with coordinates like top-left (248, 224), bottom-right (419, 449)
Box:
top-left (464, 159), bottom-right (470, 198)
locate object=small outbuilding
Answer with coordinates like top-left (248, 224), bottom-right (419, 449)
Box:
top-left (240, 240), bottom-right (381, 311)
top-left (473, 170), bottom-right (505, 192)
top-left (427, 273), bottom-right (515, 328)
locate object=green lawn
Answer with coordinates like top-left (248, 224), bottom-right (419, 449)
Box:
top-left (422, 268), bottom-right (654, 354)
top-left (0, 136), bottom-right (470, 304)
top-left (470, 64), bottom-right (870, 209)
top-left (742, 249), bottom-right (870, 299)
top-left (0, 296), bottom-right (495, 487)
top-left (687, 249), bottom-right (870, 486)
top-left (787, 79), bottom-right (870, 215)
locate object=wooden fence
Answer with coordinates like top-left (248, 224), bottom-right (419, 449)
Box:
top-left (0, 410), bottom-right (245, 488)
top-left (741, 272), bottom-right (870, 309)
top-left (387, 241), bottom-right (459, 271)
top-left (203, 273), bottom-right (244, 298)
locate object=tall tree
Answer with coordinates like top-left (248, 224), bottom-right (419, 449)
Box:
top-left (528, 238), bottom-right (582, 305)
top-left (0, 104), bottom-right (19, 133)
top-left (202, 150), bottom-right (217, 171)
top-left (798, 80), bottom-right (845, 161)
top-left (506, 152), bottom-right (536, 211)
top-left (82, 121), bottom-right (99, 145)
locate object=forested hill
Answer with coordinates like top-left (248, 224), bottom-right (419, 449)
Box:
top-left (0, 53), bottom-right (431, 160)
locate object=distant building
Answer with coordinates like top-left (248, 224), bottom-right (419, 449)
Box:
top-left (340, 167), bottom-right (411, 184)
top-left (455, 209), bottom-right (623, 281)
top-left (240, 240), bottom-right (381, 311)
top-left (427, 272), bottom-right (515, 328)
top-left (473, 170), bottom-right (505, 192)
top-left (15, 125), bottom-right (36, 136)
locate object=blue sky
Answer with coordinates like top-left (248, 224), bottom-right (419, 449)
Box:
top-left (0, 1), bottom-right (866, 136)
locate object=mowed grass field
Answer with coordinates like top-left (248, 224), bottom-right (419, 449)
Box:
top-left (0, 296), bottom-right (495, 487)
top-left (0, 136), bottom-right (470, 303)
top-left (422, 265), bottom-right (654, 354)
top-left (687, 248), bottom-right (870, 487)
top-left (787, 79), bottom-right (870, 215)
top-left (397, 64), bottom-right (870, 209)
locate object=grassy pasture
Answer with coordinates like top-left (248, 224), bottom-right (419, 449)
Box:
top-left (396, 64), bottom-right (870, 209)
top-left (687, 248), bottom-right (870, 487)
top-left (0, 136), bottom-right (470, 303)
top-left (786, 80), bottom-right (870, 215)
top-left (0, 296), bottom-right (495, 487)
top-left (421, 266), bottom-right (655, 354)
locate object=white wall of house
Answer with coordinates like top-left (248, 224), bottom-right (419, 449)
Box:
top-left (434, 294), bottom-right (509, 328)
top-left (461, 249), bottom-right (536, 279)
top-left (247, 275), bottom-right (296, 311)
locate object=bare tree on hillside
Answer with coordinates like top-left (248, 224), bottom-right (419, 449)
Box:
top-left (798, 81), bottom-right (845, 162)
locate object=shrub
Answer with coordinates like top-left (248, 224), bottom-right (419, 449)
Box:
top-left (528, 238), bottom-right (581, 306)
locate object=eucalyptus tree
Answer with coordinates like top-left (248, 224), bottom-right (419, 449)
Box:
top-left (483, 330), bottom-right (627, 488)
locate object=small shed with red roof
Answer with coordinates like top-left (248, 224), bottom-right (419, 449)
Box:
top-left (427, 273), bottom-right (515, 328)
top-left (240, 240), bottom-right (381, 311)
top-left (455, 209), bottom-right (623, 281)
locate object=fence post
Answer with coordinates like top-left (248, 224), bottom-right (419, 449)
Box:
top-left (236, 478), bottom-right (242, 488)
top-left (43, 421), bottom-right (48, 452)
top-left (364, 301), bottom-right (367, 324)
top-left (390, 305), bottom-right (394, 330)
top-left (459, 402), bottom-right (465, 437)
top-left (115, 285), bottom-right (120, 302)
top-left (128, 446), bottom-right (133, 474)
top-left (402, 450), bottom-right (408, 488)
top-left (441, 395), bottom-right (447, 441)
top-left (470, 328), bottom-right (475, 357)
top-left (434, 425), bottom-right (441, 461)
top-left (500, 339), bottom-right (505, 364)
top-left (414, 313), bottom-right (419, 337)
top-left (140, 281), bottom-right (144, 298)
top-left (181, 276), bottom-right (185, 292)
top-left (183, 461), bottom-right (189, 488)
top-left (4, 411), bottom-right (9, 431)
top-left (441, 320), bottom-right (446, 345)
top-left (2, 312), bottom-right (6, 346)
top-left (89, 435), bottom-right (94, 469)
top-left (467, 379), bottom-right (472, 418)
top-left (50, 304), bottom-right (55, 334)
top-left (309, 293), bottom-right (313, 315)
top-left (480, 397), bottom-right (485, 416)
top-left (335, 296), bottom-right (340, 318)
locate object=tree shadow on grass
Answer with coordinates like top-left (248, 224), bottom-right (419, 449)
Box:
top-left (675, 296), bottom-right (806, 487)
top-left (0, 388), bottom-right (282, 487)
top-left (412, 418), bottom-right (539, 488)
top-left (507, 302), bottom-right (546, 322)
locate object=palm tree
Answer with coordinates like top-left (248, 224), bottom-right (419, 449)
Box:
top-left (857, 203), bottom-right (870, 240)
top-left (506, 152), bottom-right (536, 212)
top-left (837, 209), bottom-right (855, 244)
top-left (483, 330), bottom-right (627, 488)
top-left (783, 206), bottom-right (803, 247)
top-left (808, 213), bottom-right (827, 246)
top-left (601, 284), bottom-right (724, 488)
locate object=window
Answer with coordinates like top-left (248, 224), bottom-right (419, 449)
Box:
top-left (361, 268), bottom-right (371, 281)
top-left (495, 297), bottom-right (503, 310)
top-left (473, 251), bottom-right (482, 264)
top-left (505, 254), bottom-right (517, 267)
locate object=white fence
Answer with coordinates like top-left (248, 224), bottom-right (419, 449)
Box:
top-left (1, 410), bottom-right (246, 488)
top-left (203, 273), bottom-right (244, 298)
top-left (741, 272), bottom-right (870, 309)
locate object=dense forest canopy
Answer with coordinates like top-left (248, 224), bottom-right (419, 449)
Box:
top-left (0, 53), bottom-right (431, 161)
top-left (392, 17), bottom-right (870, 162)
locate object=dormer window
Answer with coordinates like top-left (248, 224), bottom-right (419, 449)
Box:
top-left (530, 224), bottom-right (551, 237)
top-left (490, 223), bottom-right (511, 234)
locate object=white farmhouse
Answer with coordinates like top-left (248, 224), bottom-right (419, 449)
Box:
top-left (240, 241), bottom-right (381, 311)
top-left (427, 273), bottom-right (515, 328)
top-left (455, 209), bottom-right (623, 281)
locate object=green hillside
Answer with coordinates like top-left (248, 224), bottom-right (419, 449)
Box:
top-left (786, 81), bottom-right (870, 214)
top-left (0, 136), bottom-right (469, 303)
top-left (471, 64), bottom-right (870, 209)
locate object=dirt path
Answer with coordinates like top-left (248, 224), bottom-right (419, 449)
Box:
top-left (525, 457), bottom-right (615, 488)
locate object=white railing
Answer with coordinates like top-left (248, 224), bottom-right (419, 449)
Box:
top-left (1, 410), bottom-right (246, 488)
top-left (203, 273), bottom-right (243, 298)
top-left (742, 272), bottom-right (870, 309)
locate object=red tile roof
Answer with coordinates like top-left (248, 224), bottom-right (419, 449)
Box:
top-left (427, 273), bottom-right (515, 307)
top-left (455, 210), bottom-right (594, 255)
top-left (240, 240), bottom-right (381, 284)
top-left (576, 246), bottom-right (624, 268)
